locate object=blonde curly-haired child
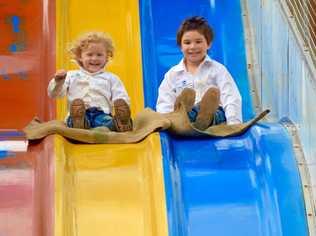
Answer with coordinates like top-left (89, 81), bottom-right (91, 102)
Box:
top-left (48, 32), bottom-right (133, 132)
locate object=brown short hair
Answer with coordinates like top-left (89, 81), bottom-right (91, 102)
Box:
top-left (176, 16), bottom-right (214, 46)
top-left (69, 32), bottom-right (114, 62)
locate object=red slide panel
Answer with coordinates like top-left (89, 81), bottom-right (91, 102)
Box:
top-left (0, 1), bottom-right (56, 236)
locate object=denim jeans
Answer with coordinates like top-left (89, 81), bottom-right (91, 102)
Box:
top-left (67, 107), bottom-right (114, 130)
top-left (187, 105), bottom-right (226, 126)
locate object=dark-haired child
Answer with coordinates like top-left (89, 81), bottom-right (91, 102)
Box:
top-left (156, 16), bottom-right (242, 130)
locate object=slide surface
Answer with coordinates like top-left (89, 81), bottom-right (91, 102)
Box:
top-left (0, 1), bottom-right (168, 236)
top-left (0, 1), bottom-right (55, 236)
top-left (54, 0), bottom-right (167, 235)
top-left (140, 0), bottom-right (309, 235)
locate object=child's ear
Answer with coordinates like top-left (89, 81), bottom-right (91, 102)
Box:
top-left (207, 42), bottom-right (212, 49)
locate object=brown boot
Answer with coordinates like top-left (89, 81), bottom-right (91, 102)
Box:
top-left (113, 99), bottom-right (133, 132)
top-left (70, 98), bottom-right (89, 129)
top-left (174, 88), bottom-right (196, 112)
top-left (193, 87), bottom-right (220, 130)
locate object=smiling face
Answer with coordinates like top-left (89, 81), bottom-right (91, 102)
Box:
top-left (180, 30), bottom-right (210, 66)
top-left (79, 42), bottom-right (107, 73)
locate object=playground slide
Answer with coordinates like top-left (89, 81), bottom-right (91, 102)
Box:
top-left (0, 1), bottom-right (168, 236)
top-left (140, 0), bottom-right (309, 235)
top-left (54, 0), bottom-right (167, 235)
top-left (0, 1), bottom-right (55, 235)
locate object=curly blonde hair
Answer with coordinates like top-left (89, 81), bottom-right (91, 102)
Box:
top-left (69, 32), bottom-right (114, 63)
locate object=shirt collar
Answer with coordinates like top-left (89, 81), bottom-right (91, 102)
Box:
top-left (79, 67), bottom-right (104, 76)
top-left (173, 55), bottom-right (213, 72)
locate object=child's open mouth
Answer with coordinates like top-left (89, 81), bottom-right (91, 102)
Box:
top-left (188, 52), bottom-right (201, 57)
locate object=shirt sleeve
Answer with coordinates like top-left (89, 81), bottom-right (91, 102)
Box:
top-left (110, 75), bottom-right (130, 104)
top-left (156, 72), bottom-right (177, 113)
top-left (47, 74), bottom-right (70, 98)
top-left (217, 68), bottom-right (242, 124)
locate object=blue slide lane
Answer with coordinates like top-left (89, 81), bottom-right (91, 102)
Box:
top-left (140, 0), bottom-right (308, 235)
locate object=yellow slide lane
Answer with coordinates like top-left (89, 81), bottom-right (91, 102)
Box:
top-left (55, 1), bottom-right (168, 235)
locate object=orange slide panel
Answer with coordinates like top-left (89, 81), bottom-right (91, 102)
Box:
top-left (0, 1), bottom-right (56, 236)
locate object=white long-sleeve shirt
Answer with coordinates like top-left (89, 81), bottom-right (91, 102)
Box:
top-left (47, 69), bottom-right (130, 114)
top-left (156, 56), bottom-right (242, 124)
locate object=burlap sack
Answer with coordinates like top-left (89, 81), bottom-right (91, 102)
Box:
top-left (23, 103), bottom-right (269, 143)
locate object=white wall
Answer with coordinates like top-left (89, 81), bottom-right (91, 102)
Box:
top-left (243, 0), bottom-right (316, 234)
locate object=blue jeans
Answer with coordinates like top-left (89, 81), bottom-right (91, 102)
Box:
top-left (67, 107), bottom-right (114, 130)
top-left (187, 105), bottom-right (226, 126)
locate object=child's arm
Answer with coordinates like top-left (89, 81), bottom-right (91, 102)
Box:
top-left (218, 70), bottom-right (242, 124)
top-left (156, 73), bottom-right (176, 113)
top-left (110, 76), bottom-right (130, 104)
top-left (47, 70), bottom-right (68, 98)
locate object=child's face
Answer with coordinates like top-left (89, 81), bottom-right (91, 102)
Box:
top-left (79, 42), bottom-right (107, 73)
top-left (180, 30), bottom-right (210, 65)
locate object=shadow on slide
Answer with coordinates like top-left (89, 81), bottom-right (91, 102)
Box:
top-left (140, 0), bottom-right (309, 235)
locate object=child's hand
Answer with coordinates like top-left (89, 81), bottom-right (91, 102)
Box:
top-left (54, 70), bottom-right (67, 82)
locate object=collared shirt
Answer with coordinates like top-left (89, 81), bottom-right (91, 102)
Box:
top-left (156, 56), bottom-right (242, 124)
top-left (47, 68), bottom-right (130, 114)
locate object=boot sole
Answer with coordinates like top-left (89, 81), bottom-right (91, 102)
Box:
top-left (70, 99), bottom-right (88, 129)
top-left (113, 99), bottom-right (133, 132)
top-left (194, 88), bottom-right (219, 130)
